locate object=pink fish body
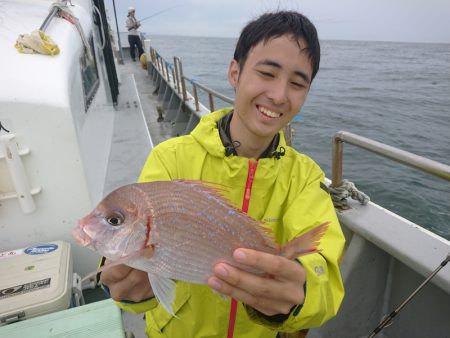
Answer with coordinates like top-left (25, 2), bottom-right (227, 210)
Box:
top-left (73, 180), bottom-right (328, 314)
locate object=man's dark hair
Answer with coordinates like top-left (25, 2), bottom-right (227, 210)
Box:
top-left (233, 11), bottom-right (320, 81)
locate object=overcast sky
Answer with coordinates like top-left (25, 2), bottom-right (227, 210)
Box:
top-left (105, 0), bottom-right (450, 43)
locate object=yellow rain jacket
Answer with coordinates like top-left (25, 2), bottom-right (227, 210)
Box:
top-left (116, 108), bottom-right (345, 337)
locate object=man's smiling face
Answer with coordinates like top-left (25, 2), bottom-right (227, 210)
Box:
top-left (228, 35), bottom-right (313, 145)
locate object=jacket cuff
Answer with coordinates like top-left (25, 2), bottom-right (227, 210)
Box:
top-left (244, 283), bottom-right (306, 329)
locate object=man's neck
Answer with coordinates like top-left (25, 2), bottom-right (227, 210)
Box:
top-left (229, 113), bottom-right (274, 159)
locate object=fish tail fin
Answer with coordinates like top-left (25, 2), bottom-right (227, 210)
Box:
top-left (280, 221), bottom-right (330, 260)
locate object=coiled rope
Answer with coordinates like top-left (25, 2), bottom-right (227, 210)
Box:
top-left (329, 179), bottom-right (370, 209)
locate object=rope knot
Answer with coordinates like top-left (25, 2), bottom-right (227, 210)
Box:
top-left (329, 179), bottom-right (370, 209)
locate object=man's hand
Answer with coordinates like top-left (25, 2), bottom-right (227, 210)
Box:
top-left (207, 249), bottom-right (306, 316)
top-left (100, 260), bottom-right (154, 302)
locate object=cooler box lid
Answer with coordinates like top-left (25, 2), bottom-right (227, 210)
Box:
top-left (0, 240), bottom-right (72, 325)
top-left (0, 299), bottom-right (125, 338)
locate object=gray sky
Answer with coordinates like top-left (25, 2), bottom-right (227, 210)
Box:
top-left (106, 0), bottom-right (450, 43)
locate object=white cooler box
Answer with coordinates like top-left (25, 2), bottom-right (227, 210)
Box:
top-left (0, 240), bottom-right (73, 325)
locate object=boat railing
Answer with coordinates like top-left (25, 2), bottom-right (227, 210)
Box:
top-left (332, 131), bottom-right (450, 187)
top-left (150, 48), bottom-right (234, 112)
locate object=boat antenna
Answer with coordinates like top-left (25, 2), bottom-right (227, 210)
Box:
top-left (367, 252), bottom-right (450, 338)
top-left (140, 5), bottom-right (181, 23)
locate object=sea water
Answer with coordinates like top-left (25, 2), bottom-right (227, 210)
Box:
top-left (147, 35), bottom-right (450, 240)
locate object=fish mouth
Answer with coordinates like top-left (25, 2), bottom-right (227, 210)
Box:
top-left (72, 222), bottom-right (93, 247)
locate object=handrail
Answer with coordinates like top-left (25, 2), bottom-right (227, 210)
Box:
top-left (151, 48), bottom-right (233, 111)
top-left (184, 77), bottom-right (234, 105)
top-left (332, 131), bottom-right (450, 187)
top-left (40, 6), bottom-right (59, 31)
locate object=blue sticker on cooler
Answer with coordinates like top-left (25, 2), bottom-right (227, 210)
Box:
top-left (25, 244), bottom-right (58, 255)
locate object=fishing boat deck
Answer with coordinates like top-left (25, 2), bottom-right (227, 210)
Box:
top-left (103, 51), bottom-right (172, 196)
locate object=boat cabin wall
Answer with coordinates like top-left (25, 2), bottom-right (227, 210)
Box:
top-left (0, 0), bottom-right (118, 276)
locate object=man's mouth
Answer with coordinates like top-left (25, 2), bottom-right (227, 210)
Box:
top-left (257, 105), bottom-right (283, 118)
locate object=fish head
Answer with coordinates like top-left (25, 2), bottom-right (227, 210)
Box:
top-left (72, 186), bottom-right (151, 260)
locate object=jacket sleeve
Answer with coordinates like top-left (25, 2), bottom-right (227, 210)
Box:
top-left (126, 18), bottom-right (137, 31)
top-left (245, 163), bottom-right (345, 331)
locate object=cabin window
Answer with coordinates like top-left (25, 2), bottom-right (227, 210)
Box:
top-left (80, 35), bottom-right (99, 111)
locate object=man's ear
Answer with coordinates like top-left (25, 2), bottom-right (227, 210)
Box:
top-left (228, 59), bottom-right (240, 88)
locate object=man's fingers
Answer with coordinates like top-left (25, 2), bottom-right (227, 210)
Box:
top-left (233, 248), bottom-right (304, 281)
top-left (213, 263), bottom-right (281, 299)
top-left (207, 275), bottom-right (294, 315)
top-left (100, 262), bottom-right (154, 302)
top-left (100, 263), bottom-right (133, 284)
top-left (209, 262), bottom-right (303, 306)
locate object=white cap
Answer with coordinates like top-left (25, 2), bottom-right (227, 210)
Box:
top-left (128, 7), bottom-right (135, 13)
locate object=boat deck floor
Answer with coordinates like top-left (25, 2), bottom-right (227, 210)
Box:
top-left (103, 55), bottom-right (172, 196)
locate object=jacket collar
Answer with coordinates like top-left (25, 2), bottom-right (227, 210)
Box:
top-left (191, 108), bottom-right (286, 160)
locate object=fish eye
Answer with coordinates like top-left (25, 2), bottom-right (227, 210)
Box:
top-left (106, 215), bottom-right (123, 226)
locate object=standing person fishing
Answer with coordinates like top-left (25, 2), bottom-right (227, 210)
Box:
top-left (99, 10), bottom-right (345, 338)
top-left (126, 6), bottom-right (144, 62)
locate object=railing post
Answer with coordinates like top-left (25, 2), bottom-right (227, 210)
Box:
top-left (177, 59), bottom-right (187, 101)
top-left (332, 135), bottom-right (344, 187)
top-left (165, 62), bottom-right (170, 83)
top-left (208, 93), bottom-right (215, 112)
top-left (171, 68), bottom-right (177, 90)
top-left (174, 57), bottom-right (181, 94)
top-left (157, 55), bottom-right (162, 72)
top-left (282, 124), bottom-right (292, 146)
top-left (193, 83), bottom-right (200, 111)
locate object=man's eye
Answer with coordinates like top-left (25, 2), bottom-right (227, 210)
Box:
top-left (107, 215), bottom-right (123, 226)
top-left (258, 70), bottom-right (274, 77)
top-left (291, 82), bottom-right (305, 88)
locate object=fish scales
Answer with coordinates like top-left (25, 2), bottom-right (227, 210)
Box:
top-left (143, 182), bottom-right (269, 247)
top-left (134, 182), bottom-right (273, 282)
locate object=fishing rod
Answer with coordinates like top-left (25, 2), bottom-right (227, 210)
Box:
top-left (367, 252), bottom-right (450, 338)
top-left (139, 5), bottom-right (180, 23)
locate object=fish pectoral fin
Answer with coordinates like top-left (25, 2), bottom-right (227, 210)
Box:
top-left (147, 273), bottom-right (177, 317)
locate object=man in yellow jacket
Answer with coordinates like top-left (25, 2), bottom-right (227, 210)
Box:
top-left (100, 11), bottom-right (345, 337)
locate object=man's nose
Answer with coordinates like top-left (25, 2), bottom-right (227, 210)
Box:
top-left (267, 80), bottom-right (288, 105)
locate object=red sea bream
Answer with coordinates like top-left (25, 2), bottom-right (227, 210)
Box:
top-left (72, 180), bottom-right (328, 315)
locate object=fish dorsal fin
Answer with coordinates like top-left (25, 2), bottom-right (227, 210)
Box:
top-left (253, 222), bottom-right (278, 250)
top-left (280, 222), bottom-right (330, 260)
top-left (148, 272), bottom-right (177, 317)
top-left (173, 180), bottom-right (230, 199)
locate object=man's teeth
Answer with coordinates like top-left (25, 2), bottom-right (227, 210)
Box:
top-left (259, 106), bottom-right (282, 118)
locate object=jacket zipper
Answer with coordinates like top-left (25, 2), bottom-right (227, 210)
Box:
top-left (242, 159), bottom-right (258, 213)
top-left (227, 159), bottom-right (259, 338)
